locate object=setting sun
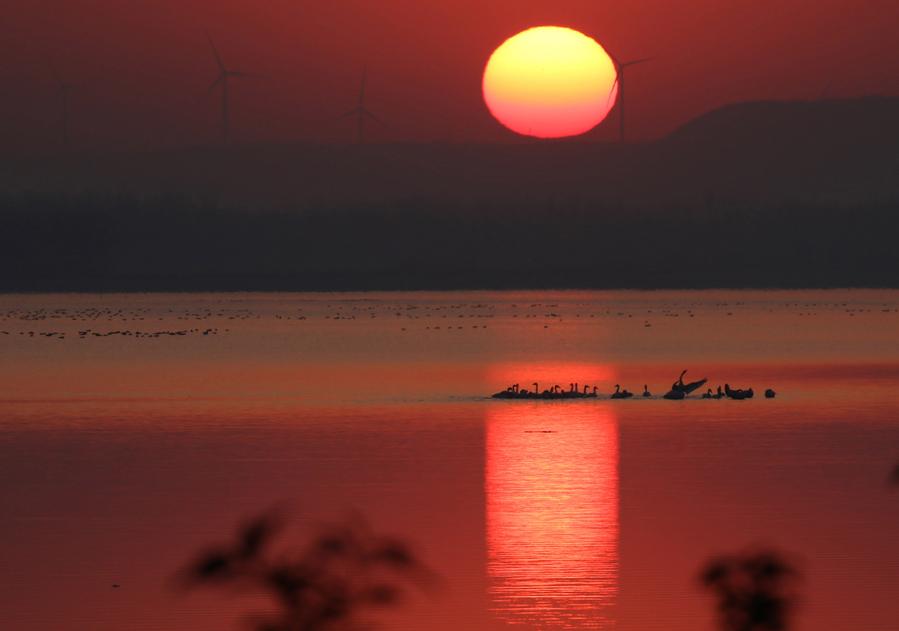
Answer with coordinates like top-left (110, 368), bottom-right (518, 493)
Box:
top-left (482, 26), bottom-right (618, 139)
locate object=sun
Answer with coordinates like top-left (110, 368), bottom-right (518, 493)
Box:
top-left (482, 26), bottom-right (618, 139)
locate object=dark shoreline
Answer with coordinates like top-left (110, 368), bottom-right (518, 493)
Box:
top-left (3, 201), bottom-right (897, 293)
top-left (2, 284), bottom-right (898, 294)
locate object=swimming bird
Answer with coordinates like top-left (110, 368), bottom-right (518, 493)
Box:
top-left (642, 384), bottom-right (651, 397)
top-left (765, 389), bottom-right (776, 398)
top-left (702, 388), bottom-right (713, 399)
top-left (724, 384), bottom-right (752, 400)
top-left (611, 384), bottom-right (634, 399)
top-left (663, 389), bottom-right (686, 400)
top-left (491, 386), bottom-right (516, 399)
top-left (670, 369), bottom-right (708, 394)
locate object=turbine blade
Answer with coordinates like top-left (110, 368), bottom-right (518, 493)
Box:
top-left (229, 71), bottom-right (266, 79)
top-left (206, 32), bottom-right (226, 72)
top-left (363, 109), bottom-right (383, 124)
top-left (606, 76), bottom-right (620, 106)
top-left (622, 57), bottom-right (652, 68)
top-left (359, 65), bottom-right (367, 105)
top-left (606, 49), bottom-right (621, 69)
top-left (208, 74), bottom-right (224, 94)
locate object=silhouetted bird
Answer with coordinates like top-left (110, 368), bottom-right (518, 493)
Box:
top-left (725, 384), bottom-right (753, 400)
top-left (642, 384), bottom-right (652, 397)
top-left (671, 369), bottom-right (708, 394)
top-left (765, 389), bottom-right (777, 399)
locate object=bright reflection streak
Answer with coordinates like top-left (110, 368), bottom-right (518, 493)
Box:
top-left (486, 403), bottom-right (619, 628)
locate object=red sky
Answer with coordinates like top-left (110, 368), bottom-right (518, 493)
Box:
top-left (2, 0), bottom-right (897, 150)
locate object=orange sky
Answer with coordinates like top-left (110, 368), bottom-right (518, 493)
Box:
top-left (1, 0), bottom-right (897, 150)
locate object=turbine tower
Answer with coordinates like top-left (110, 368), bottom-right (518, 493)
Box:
top-left (206, 33), bottom-right (261, 144)
top-left (49, 62), bottom-right (74, 148)
top-left (341, 66), bottom-right (382, 144)
top-left (607, 53), bottom-right (652, 143)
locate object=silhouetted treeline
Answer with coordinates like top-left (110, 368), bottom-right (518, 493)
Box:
top-left (1, 192), bottom-right (898, 291)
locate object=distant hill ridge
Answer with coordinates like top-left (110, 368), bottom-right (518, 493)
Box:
top-left (666, 96), bottom-right (899, 146)
top-left (1, 96), bottom-right (897, 208)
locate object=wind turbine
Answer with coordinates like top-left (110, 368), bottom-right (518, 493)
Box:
top-left (49, 62), bottom-right (74, 148)
top-left (206, 33), bottom-right (262, 144)
top-left (341, 66), bottom-right (382, 144)
top-left (607, 53), bottom-right (652, 143)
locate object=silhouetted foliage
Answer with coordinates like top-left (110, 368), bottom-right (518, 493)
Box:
top-left (179, 511), bottom-right (432, 631)
top-left (700, 548), bottom-right (800, 631)
top-left (1, 192), bottom-right (899, 291)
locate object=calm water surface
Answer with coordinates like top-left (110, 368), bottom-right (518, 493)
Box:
top-left (1, 290), bottom-right (898, 631)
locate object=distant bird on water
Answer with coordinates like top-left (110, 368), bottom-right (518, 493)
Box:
top-left (725, 384), bottom-right (754, 400)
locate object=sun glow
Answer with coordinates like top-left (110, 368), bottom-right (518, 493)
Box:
top-left (483, 26), bottom-right (618, 139)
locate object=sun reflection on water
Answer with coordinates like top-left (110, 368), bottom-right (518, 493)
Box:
top-left (486, 403), bottom-right (619, 629)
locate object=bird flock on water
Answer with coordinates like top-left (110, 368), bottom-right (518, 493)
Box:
top-left (492, 370), bottom-right (776, 400)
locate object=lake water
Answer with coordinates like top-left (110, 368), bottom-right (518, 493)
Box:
top-left (1, 290), bottom-right (898, 631)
